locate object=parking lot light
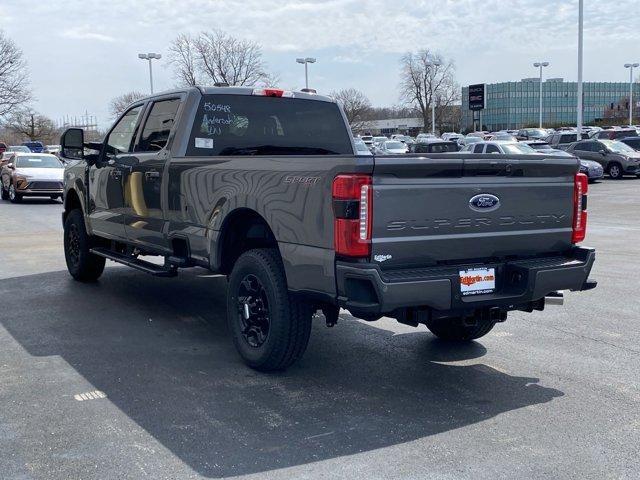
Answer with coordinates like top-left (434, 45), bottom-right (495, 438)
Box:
top-left (138, 52), bottom-right (162, 94)
top-left (577, 0), bottom-right (583, 132)
top-left (624, 63), bottom-right (639, 126)
top-left (296, 57), bottom-right (316, 90)
top-left (533, 61), bottom-right (550, 128)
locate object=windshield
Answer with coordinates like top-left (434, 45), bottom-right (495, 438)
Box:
top-left (601, 139), bottom-right (636, 154)
top-left (501, 143), bottom-right (535, 154)
top-left (15, 155), bottom-right (62, 168)
top-left (465, 137), bottom-right (482, 144)
top-left (385, 141), bottom-right (405, 149)
top-left (8, 146), bottom-right (31, 152)
top-left (529, 143), bottom-right (552, 150)
top-left (493, 135), bottom-right (516, 141)
top-left (526, 129), bottom-right (547, 138)
top-left (187, 95), bottom-right (353, 156)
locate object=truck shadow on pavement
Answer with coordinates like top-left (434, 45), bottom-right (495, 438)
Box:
top-left (0, 267), bottom-right (563, 478)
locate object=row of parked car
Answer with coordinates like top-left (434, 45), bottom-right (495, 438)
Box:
top-left (0, 141), bottom-right (61, 156)
top-left (356, 124), bottom-right (640, 181)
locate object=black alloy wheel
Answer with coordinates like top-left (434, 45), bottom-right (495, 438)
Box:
top-left (236, 274), bottom-right (271, 348)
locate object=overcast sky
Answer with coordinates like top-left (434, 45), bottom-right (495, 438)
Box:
top-left (1, 0), bottom-right (639, 128)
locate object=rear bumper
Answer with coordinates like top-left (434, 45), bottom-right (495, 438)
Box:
top-left (336, 247), bottom-right (596, 318)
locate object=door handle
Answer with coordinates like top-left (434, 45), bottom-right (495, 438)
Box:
top-left (145, 171), bottom-right (160, 180)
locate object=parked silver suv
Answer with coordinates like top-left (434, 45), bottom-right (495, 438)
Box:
top-left (566, 139), bottom-right (640, 179)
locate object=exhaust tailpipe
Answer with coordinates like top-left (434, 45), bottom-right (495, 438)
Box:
top-left (544, 291), bottom-right (564, 306)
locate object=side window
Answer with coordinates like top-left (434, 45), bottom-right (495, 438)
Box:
top-left (573, 143), bottom-right (589, 152)
top-left (485, 144), bottom-right (501, 154)
top-left (106, 105), bottom-right (144, 154)
top-left (136, 99), bottom-right (182, 152)
top-left (594, 142), bottom-right (605, 152)
top-left (473, 144), bottom-right (484, 153)
top-left (597, 131), bottom-right (607, 139)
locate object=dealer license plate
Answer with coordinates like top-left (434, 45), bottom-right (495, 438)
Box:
top-left (459, 268), bottom-right (496, 296)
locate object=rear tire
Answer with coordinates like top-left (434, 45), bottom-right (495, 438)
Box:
top-left (1, 184), bottom-right (8, 200)
top-left (63, 209), bottom-right (106, 282)
top-left (608, 162), bottom-right (623, 179)
top-left (426, 316), bottom-right (496, 341)
top-left (226, 248), bottom-right (312, 371)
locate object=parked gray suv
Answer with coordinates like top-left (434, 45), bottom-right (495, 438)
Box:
top-left (566, 139), bottom-right (640, 179)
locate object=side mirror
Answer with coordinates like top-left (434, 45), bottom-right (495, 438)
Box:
top-left (599, 150), bottom-right (606, 155)
top-left (7, 163), bottom-right (14, 169)
top-left (60, 128), bottom-right (84, 161)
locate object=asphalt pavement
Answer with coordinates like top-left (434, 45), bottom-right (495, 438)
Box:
top-left (0, 180), bottom-right (638, 480)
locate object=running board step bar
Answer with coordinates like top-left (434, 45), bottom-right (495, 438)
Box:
top-left (90, 248), bottom-right (178, 277)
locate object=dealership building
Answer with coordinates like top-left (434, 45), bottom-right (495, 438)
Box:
top-left (461, 78), bottom-right (640, 132)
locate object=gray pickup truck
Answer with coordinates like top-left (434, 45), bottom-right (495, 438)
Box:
top-left (59, 86), bottom-right (596, 371)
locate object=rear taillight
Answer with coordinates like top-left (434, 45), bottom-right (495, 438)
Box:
top-left (572, 173), bottom-right (588, 243)
top-left (332, 174), bottom-right (372, 257)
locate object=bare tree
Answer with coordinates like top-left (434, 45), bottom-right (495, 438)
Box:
top-left (399, 50), bottom-right (460, 133)
top-left (168, 33), bottom-right (198, 86)
top-left (109, 91), bottom-right (145, 118)
top-left (168, 30), bottom-right (275, 87)
top-left (0, 30), bottom-right (31, 118)
top-left (5, 109), bottom-right (58, 142)
top-left (331, 88), bottom-right (371, 130)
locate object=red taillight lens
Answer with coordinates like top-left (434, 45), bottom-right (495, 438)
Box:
top-left (333, 174), bottom-right (372, 257)
top-left (572, 173), bottom-right (588, 243)
top-left (252, 88), bottom-right (294, 98)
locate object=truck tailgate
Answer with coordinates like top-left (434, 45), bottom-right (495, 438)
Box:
top-left (371, 154), bottom-right (579, 269)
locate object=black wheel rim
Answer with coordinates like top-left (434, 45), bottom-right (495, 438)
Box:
top-left (67, 224), bottom-right (80, 266)
top-left (237, 274), bottom-right (270, 348)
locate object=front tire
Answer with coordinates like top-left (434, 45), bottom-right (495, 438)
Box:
top-left (426, 316), bottom-right (496, 341)
top-left (1, 183), bottom-right (8, 200)
top-left (8, 184), bottom-right (22, 203)
top-left (63, 209), bottom-right (106, 282)
top-left (226, 248), bottom-right (312, 371)
top-left (608, 162), bottom-right (623, 179)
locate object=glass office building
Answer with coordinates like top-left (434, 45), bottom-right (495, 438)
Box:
top-left (461, 78), bottom-right (640, 131)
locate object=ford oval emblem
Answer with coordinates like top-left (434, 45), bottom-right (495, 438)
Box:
top-left (469, 194), bottom-right (501, 212)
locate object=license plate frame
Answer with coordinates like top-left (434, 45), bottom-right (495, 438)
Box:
top-left (459, 267), bottom-right (496, 296)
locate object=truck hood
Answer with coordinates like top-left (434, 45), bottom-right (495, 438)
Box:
top-left (15, 168), bottom-right (64, 181)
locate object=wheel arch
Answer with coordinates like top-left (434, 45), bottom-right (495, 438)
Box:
top-left (62, 188), bottom-right (83, 224)
top-left (215, 208), bottom-right (280, 275)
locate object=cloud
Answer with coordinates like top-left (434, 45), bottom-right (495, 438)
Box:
top-left (60, 26), bottom-right (116, 43)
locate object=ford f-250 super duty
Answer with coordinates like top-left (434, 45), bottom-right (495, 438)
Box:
top-left (59, 86), bottom-right (596, 371)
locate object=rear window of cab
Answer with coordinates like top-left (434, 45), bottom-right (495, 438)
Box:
top-left (186, 95), bottom-right (353, 156)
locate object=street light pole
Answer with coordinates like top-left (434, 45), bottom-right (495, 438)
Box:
top-left (426, 60), bottom-right (442, 135)
top-left (624, 63), bottom-right (639, 126)
top-left (533, 62), bottom-right (550, 128)
top-left (296, 57), bottom-right (316, 90)
top-left (138, 52), bottom-right (162, 94)
top-left (576, 0), bottom-right (584, 131)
